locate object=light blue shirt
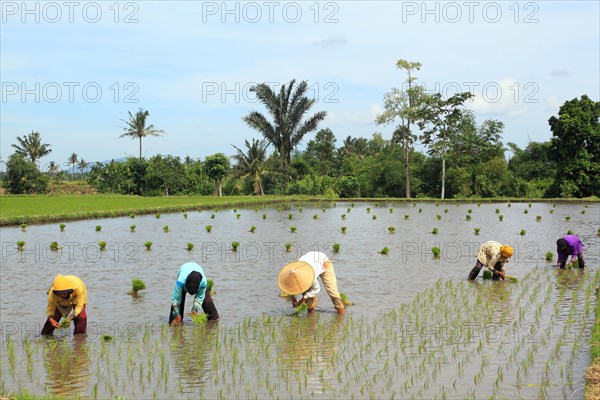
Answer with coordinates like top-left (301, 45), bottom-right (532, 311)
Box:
top-left (171, 262), bottom-right (207, 317)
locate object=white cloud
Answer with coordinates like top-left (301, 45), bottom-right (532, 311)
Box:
top-left (467, 78), bottom-right (528, 118)
top-left (551, 68), bottom-right (572, 77)
top-left (313, 36), bottom-right (348, 50)
top-left (545, 95), bottom-right (563, 112)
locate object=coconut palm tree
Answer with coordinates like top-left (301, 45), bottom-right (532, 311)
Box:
top-left (231, 139), bottom-right (270, 195)
top-left (243, 80), bottom-right (326, 180)
top-left (67, 153), bottom-right (78, 181)
top-left (11, 131), bottom-right (52, 167)
top-left (47, 161), bottom-right (60, 176)
top-left (120, 108), bottom-right (164, 159)
top-left (78, 159), bottom-right (89, 180)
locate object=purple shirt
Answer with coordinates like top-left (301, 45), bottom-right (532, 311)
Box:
top-left (557, 235), bottom-right (584, 266)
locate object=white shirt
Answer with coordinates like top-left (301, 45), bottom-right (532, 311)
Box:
top-left (294, 251), bottom-right (329, 300)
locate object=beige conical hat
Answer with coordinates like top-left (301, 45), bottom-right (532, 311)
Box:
top-left (278, 261), bottom-right (315, 295)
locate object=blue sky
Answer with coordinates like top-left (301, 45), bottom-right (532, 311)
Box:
top-left (1, 1), bottom-right (599, 171)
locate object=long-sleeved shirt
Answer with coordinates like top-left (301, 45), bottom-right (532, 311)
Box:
top-left (46, 275), bottom-right (87, 318)
top-left (294, 251), bottom-right (329, 300)
top-left (171, 262), bottom-right (207, 317)
top-left (557, 235), bottom-right (585, 266)
top-left (477, 241), bottom-right (506, 273)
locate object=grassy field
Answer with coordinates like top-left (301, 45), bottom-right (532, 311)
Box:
top-left (0, 195), bottom-right (307, 226)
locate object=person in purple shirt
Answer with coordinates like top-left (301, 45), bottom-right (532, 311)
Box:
top-left (556, 235), bottom-right (585, 269)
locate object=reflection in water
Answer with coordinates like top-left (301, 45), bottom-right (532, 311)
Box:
top-left (276, 313), bottom-right (343, 395)
top-left (43, 336), bottom-right (91, 399)
top-left (169, 321), bottom-right (219, 395)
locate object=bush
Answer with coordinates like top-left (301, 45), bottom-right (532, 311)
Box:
top-left (335, 175), bottom-right (360, 198)
top-left (6, 153), bottom-right (49, 194)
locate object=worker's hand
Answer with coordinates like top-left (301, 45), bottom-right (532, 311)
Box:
top-left (49, 318), bottom-right (60, 328)
top-left (567, 262), bottom-right (573, 268)
top-left (171, 315), bottom-right (182, 327)
top-left (498, 271), bottom-right (506, 280)
top-left (292, 297), bottom-right (305, 308)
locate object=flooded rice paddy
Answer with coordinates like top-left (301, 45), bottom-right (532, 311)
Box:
top-left (1, 201), bottom-right (599, 399)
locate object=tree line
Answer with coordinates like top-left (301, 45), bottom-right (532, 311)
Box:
top-left (3, 65), bottom-right (599, 198)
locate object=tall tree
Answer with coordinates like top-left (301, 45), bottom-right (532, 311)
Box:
top-left (47, 161), bottom-right (61, 177)
top-left (120, 108), bottom-right (165, 159)
top-left (548, 95), bottom-right (600, 197)
top-left (78, 159), bottom-right (89, 180)
top-left (417, 91), bottom-right (473, 199)
top-left (204, 153), bottom-right (230, 196)
top-left (67, 153), bottom-right (78, 181)
top-left (6, 153), bottom-right (49, 194)
top-left (305, 128), bottom-right (337, 176)
top-left (231, 139), bottom-right (270, 195)
top-left (376, 82), bottom-right (424, 198)
top-left (243, 80), bottom-right (327, 181)
top-left (11, 130), bottom-right (52, 166)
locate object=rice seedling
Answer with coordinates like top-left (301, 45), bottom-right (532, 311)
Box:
top-left (347, 208), bottom-right (351, 213)
top-left (262, 213), bottom-right (267, 219)
top-left (20, 223), bottom-right (27, 230)
top-left (59, 223), bottom-right (66, 231)
top-left (129, 278), bottom-right (146, 295)
top-left (523, 209), bottom-right (528, 214)
top-left (102, 334), bottom-right (113, 341)
top-left (211, 213), bottom-right (216, 219)
top-left (183, 213), bottom-right (188, 219)
top-left (418, 208), bottom-right (423, 213)
top-left (498, 214), bottom-right (504, 221)
top-left (465, 215), bottom-right (472, 220)
top-left (520, 229), bottom-right (526, 236)
top-left (313, 214), bottom-right (319, 220)
top-left (298, 207), bottom-right (303, 213)
top-left (567, 229), bottom-right (573, 234)
top-left (290, 226), bottom-right (297, 233)
top-left (367, 207), bottom-right (371, 213)
top-left (205, 225), bottom-right (212, 232)
top-left (49, 241), bottom-right (60, 251)
top-left (431, 247), bottom-right (441, 258)
top-left (431, 227), bottom-right (438, 234)
top-left (236, 213), bottom-right (241, 219)
top-left (341, 214), bottom-right (346, 220)
top-left (388, 227), bottom-right (395, 234)
top-left (482, 269), bottom-right (493, 279)
top-left (291, 303), bottom-right (308, 316)
top-left (340, 226), bottom-right (347, 234)
top-left (98, 241), bottom-right (107, 250)
top-left (96, 225), bottom-right (102, 231)
top-left (130, 213), bottom-right (135, 218)
top-left (285, 243), bottom-right (292, 252)
top-left (389, 208), bottom-right (394, 213)
top-left (597, 228), bottom-right (600, 236)
top-left (339, 292), bottom-right (353, 306)
top-left (404, 215), bottom-right (409, 220)
top-left (130, 224), bottom-right (136, 232)
top-left (231, 242), bottom-right (239, 252)
top-left (144, 241), bottom-right (152, 250)
top-left (474, 228), bottom-right (480, 235)
top-left (444, 208), bottom-right (448, 213)
top-left (207, 279), bottom-right (214, 294)
top-left (565, 216), bottom-right (571, 221)
top-left (249, 226), bottom-right (256, 233)
top-left (435, 214), bottom-right (441, 220)
top-left (581, 209), bottom-right (586, 214)
top-left (380, 247), bottom-right (389, 255)
top-left (155, 213), bottom-right (160, 219)
top-left (191, 313), bottom-right (208, 325)
top-left (545, 252), bottom-right (553, 261)
top-left (163, 225), bottom-right (169, 232)
top-left (333, 243), bottom-right (340, 253)
top-left (507, 203), bottom-right (512, 207)
top-left (233, 208), bottom-right (237, 212)
top-left (186, 242), bottom-right (194, 251)
top-left (550, 209), bottom-right (554, 214)
top-left (372, 215), bottom-right (377, 220)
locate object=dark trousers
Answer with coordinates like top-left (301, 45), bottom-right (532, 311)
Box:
top-left (468, 261), bottom-right (503, 280)
top-left (169, 290), bottom-right (219, 324)
top-left (41, 305), bottom-right (87, 335)
top-left (559, 254), bottom-right (585, 269)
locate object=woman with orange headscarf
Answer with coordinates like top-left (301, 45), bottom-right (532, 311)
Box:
top-left (468, 241), bottom-right (514, 281)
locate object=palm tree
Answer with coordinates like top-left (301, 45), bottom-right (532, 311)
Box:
top-left (231, 139), bottom-right (270, 195)
top-left (78, 159), bottom-right (89, 180)
top-left (67, 153), bottom-right (78, 181)
top-left (243, 80), bottom-right (326, 180)
top-left (120, 108), bottom-right (164, 159)
top-left (47, 161), bottom-right (60, 176)
top-left (11, 131), bottom-right (52, 167)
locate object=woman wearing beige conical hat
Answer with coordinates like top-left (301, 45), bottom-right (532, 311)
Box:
top-left (278, 251), bottom-right (345, 315)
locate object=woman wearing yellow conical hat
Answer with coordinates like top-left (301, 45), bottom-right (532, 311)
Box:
top-left (468, 241), bottom-right (514, 281)
top-left (278, 251), bottom-right (345, 315)
top-left (41, 274), bottom-right (88, 335)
